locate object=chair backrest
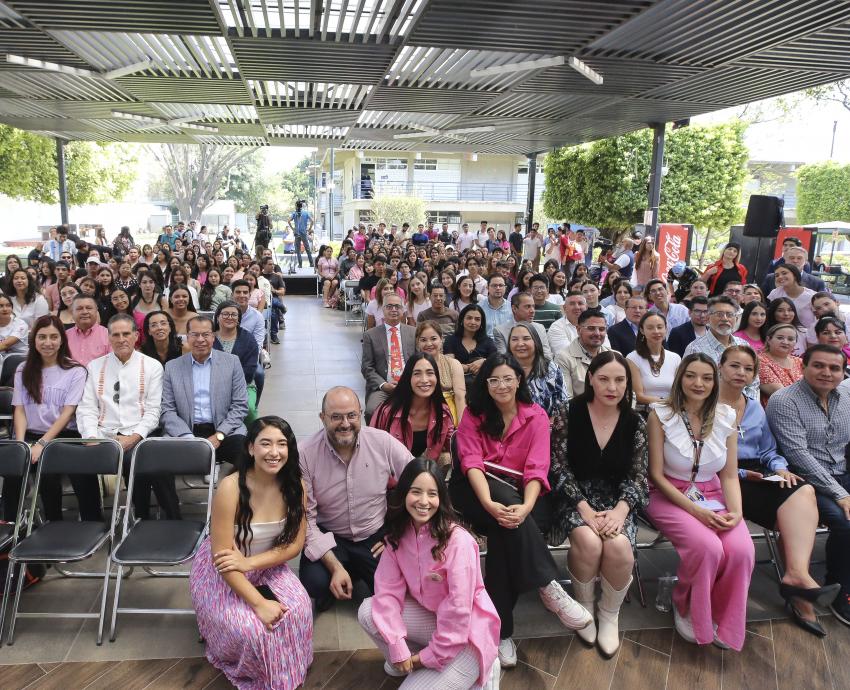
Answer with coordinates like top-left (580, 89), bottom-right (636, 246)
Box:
top-left (0, 440), bottom-right (30, 478)
top-left (0, 387), bottom-right (14, 415)
top-left (131, 437), bottom-right (215, 476)
top-left (0, 354), bottom-right (25, 387)
top-left (40, 439), bottom-right (122, 476)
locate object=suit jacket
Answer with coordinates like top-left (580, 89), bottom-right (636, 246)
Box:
top-left (361, 323), bottom-right (416, 398)
top-left (608, 319), bottom-right (638, 357)
top-left (667, 321), bottom-right (698, 357)
top-left (161, 351), bottom-right (248, 438)
top-left (493, 320), bottom-right (553, 361)
top-left (213, 327), bottom-right (258, 384)
top-left (761, 271), bottom-right (826, 296)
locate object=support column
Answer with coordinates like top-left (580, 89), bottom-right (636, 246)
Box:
top-left (646, 123), bottom-right (665, 237)
top-left (328, 147), bottom-right (336, 241)
top-left (525, 152), bottom-right (537, 231)
top-left (56, 138), bottom-right (69, 225)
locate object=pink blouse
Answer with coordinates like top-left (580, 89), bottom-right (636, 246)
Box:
top-left (456, 401), bottom-right (551, 491)
top-left (370, 401), bottom-right (454, 461)
top-left (733, 329), bottom-right (764, 352)
top-left (371, 524), bottom-right (499, 685)
top-left (318, 257), bottom-right (339, 279)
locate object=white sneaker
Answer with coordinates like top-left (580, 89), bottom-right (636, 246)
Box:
top-left (483, 658), bottom-right (501, 689)
top-left (498, 637), bottom-right (517, 668)
top-left (539, 580), bottom-right (593, 630)
top-left (203, 465), bottom-right (220, 485)
top-left (712, 624), bottom-right (731, 649)
top-left (383, 661), bottom-right (406, 677)
top-left (673, 607), bottom-right (696, 643)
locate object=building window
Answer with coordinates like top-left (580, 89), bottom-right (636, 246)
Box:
top-left (358, 210), bottom-right (373, 222)
top-left (427, 211), bottom-right (461, 224)
top-left (414, 158), bottom-right (438, 171)
top-left (375, 157), bottom-right (407, 171)
top-left (517, 164), bottom-right (544, 175)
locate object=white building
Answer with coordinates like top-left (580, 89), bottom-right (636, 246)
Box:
top-left (315, 150), bottom-right (545, 238)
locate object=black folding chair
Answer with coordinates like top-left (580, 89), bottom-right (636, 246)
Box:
top-left (5, 438), bottom-right (123, 646)
top-left (108, 436), bottom-right (215, 641)
top-left (0, 387), bottom-right (14, 436)
top-left (0, 353), bottom-right (25, 387)
top-left (0, 441), bottom-right (31, 641)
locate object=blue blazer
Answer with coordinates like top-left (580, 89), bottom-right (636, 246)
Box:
top-left (667, 321), bottom-right (697, 357)
top-left (607, 319), bottom-right (638, 357)
top-left (214, 327), bottom-right (258, 384)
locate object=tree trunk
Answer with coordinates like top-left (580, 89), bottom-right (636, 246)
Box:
top-left (697, 227), bottom-right (713, 269)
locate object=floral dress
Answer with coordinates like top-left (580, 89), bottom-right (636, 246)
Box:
top-left (546, 398), bottom-right (649, 546)
top-left (525, 360), bottom-right (569, 417)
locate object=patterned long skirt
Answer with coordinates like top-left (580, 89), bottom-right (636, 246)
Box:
top-left (189, 538), bottom-right (313, 690)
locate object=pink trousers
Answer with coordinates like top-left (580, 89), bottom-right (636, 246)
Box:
top-left (645, 475), bottom-right (755, 650)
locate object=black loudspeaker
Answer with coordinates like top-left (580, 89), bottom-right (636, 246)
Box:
top-left (743, 195), bottom-right (784, 238)
top-left (729, 226), bottom-right (774, 286)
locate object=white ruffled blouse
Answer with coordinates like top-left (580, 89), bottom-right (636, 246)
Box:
top-left (651, 402), bottom-right (736, 482)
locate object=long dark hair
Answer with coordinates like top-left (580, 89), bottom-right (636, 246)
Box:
top-left (234, 417), bottom-right (304, 553)
top-left (140, 310), bottom-right (183, 361)
top-left (738, 300), bottom-right (768, 340)
top-left (665, 353), bottom-right (719, 437)
top-left (468, 353), bottom-right (533, 439)
top-left (5, 268), bottom-right (37, 304)
top-left (456, 303), bottom-right (487, 343)
top-left (199, 267), bottom-right (223, 310)
top-left (766, 296), bottom-right (803, 331)
top-left (22, 314), bottom-right (81, 404)
top-left (634, 311), bottom-right (667, 363)
top-left (384, 458), bottom-right (462, 561)
top-left (375, 353), bottom-right (445, 448)
top-left (167, 286), bottom-right (197, 312)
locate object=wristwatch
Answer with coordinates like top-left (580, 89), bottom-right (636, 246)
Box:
top-left (215, 432), bottom-right (225, 443)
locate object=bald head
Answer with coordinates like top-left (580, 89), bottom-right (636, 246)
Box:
top-left (321, 386), bottom-right (361, 414)
top-left (320, 386), bottom-right (362, 452)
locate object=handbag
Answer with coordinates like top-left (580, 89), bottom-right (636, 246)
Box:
top-left (245, 382), bottom-right (259, 426)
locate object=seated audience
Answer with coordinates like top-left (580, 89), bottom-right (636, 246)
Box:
top-left (166, 285), bottom-right (196, 340)
top-left (767, 264), bottom-right (817, 329)
top-left (56, 282), bottom-right (81, 329)
top-left (555, 309), bottom-right (611, 398)
top-left (6, 315), bottom-right (101, 522)
top-left (0, 293), bottom-right (29, 357)
top-left (299, 387), bottom-right (412, 611)
top-left (493, 293), bottom-right (552, 361)
top-left (66, 294), bottom-right (110, 366)
top-left (160, 314), bottom-right (248, 465)
top-left (733, 300), bottom-right (767, 352)
top-left (450, 274), bottom-right (478, 313)
top-left (547, 351), bottom-right (648, 657)
top-left (767, 345), bottom-right (850, 626)
top-left (766, 296), bottom-right (807, 356)
top-left (718, 345), bottom-right (837, 636)
top-left (416, 284), bottom-right (459, 337)
top-left (762, 245), bottom-right (826, 294)
top-left (317, 245), bottom-right (340, 309)
top-left (443, 304), bottom-right (497, 383)
top-left (479, 274), bottom-right (512, 337)
top-left (607, 295), bottom-right (647, 357)
top-left (814, 316), bottom-right (850, 362)
top-left (528, 274), bottom-right (561, 330)
top-left (362, 293), bottom-right (416, 418)
top-left (141, 310), bottom-right (184, 365)
top-left (190, 416), bottom-right (312, 690)
top-left (405, 275), bottom-right (431, 326)
top-left (358, 458), bottom-right (500, 687)
top-left (547, 293), bottom-right (588, 356)
top-left (198, 267), bottom-right (231, 312)
top-left (666, 297), bottom-right (709, 356)
top-left (627, 312), bottom-right (681, 408)
top-left (449, 353), bottom-right (592, 669)
top-left (6, 268), bottom-right (49, 328)
top-left (415, 320), bottom-right (466, 423)
top-left (508, 323), bottom-right (567, 417)
top-left (645, 279), bottom-right (689, 330)
top-left (807, 292), bottom-right (849, 347)
top-left (758, 324), bottom-right (804, 406)
top-left (646, 354), bottom-right (754, 650)
top-left (212, 300), bottom-right (259, 385)
top-left (366, 279), bottom-right (395, 329)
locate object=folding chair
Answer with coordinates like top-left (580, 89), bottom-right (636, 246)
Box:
top-left (0, 354), bottom-right (25, 388)
top-left (0, 387), bottom-right (14, 437)
top-left (108, 437), bottom-right (215, 641)
top-left (0, 441), bottom-right (31, 641)
top-left (344, 280), bottom-right (364, 327)
top-left (5, 438), bottom-right (123, 646)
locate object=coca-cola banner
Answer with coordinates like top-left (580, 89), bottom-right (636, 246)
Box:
top-left (657, 224), bottom-right (691, 277)
top-left (773, 227), bottom-right (813, 259)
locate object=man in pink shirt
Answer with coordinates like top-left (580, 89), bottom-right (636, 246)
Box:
top-left (298, 386), bottom-right (412, 612)
top-left (66, 295), bottom-right (110, 366)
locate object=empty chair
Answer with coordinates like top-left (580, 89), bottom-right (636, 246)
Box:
top-left (108, 436), bottom-right (215, 641)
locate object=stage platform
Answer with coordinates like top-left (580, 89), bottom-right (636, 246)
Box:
top-left (277, 265), bottom-right (320, 296)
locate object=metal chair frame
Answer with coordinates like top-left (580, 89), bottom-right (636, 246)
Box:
top-left (0, 441), bottom-right (32, 641)
top-left (343, 280), bottom-right (365, 327)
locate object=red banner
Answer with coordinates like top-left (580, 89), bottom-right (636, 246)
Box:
top-left (657, 224), bottom-right (689, 278)
top-left (774, 227), bottom-right (813, 259)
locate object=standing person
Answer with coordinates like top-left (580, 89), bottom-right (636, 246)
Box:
top-left (522, 225), bottom-right (543, 272)
top-left (602, 238), bottom-right (635, 282)
top-left (6, 315), bottom-right (100, 522)
top-left (627, 312), bottom-right (681, 408)
top-left (645, 354), bottom-right (754, 650)
top-left (449, 353), bottom-right (592, 668)
top-left (5, 268), bottom-right (49, 328)
top-left (43, 228), bottom-right (75, 262)
top-left (287, 200), bottom-right (313, 268)
top-left (547, 351), bottom-right (648, 657)
top-left (719, 345), bottom-right (837, 636)
top-left (358, 458), bottom-right (501, 688)
top-left (261, 257), bottom-right (286, 345)
top-left (702, 242), bottom-right (748, 297)
top-left (508, 223), bottom-right (524, 256)
top-left (43, 260), bottom-right (73, 313)
top-left (190, 417), bottom-right (313, 690)
top-left (767, 345), bottom-right (850, 627)
top-left (633, 236), bottom-right (660, 290)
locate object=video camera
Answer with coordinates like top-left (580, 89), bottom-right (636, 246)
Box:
top-left (259, 204), bottom-right (269, 214)
top-left (593, 237), bottom-right (613, 251)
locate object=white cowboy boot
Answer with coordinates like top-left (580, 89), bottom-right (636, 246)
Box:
top-left (571, 576), bottom-right (597, 645)
top-left (597, 575), bottom-right (632, 658)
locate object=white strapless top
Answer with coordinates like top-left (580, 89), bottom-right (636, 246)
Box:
top-left (236, 519), bottom-right (285, 556)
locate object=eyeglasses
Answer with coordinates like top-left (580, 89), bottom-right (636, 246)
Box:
top-left (709, 311), bottom-right (735, 320)
top-left (486, 376), bottom-right (518, 389)
top-left (383, 303), bottom-right (403, 310)
top-left (188, 331), bottom-right (214, 340)
top-left (113, 381), bottom-right (120, 405)
top-left (219, 312), bottom-right (239, 319)
top-left (329, 412), bottom-right (359, 423)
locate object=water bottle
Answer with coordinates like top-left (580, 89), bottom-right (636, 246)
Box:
top-left (655, 574), bottom-right (677, 613)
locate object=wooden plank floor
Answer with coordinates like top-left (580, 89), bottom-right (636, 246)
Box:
top-left (2, 616), bottom-right (848, 690)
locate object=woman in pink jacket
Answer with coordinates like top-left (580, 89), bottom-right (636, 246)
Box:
top-left (358, 457), bottom-right (501, 689)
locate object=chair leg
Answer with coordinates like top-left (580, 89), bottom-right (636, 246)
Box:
top-left (763, 528), bottom-right (784, 583)
top-left (109, 565), bottom-right (125, 642)
top-left (6, 560), bottom-right (27, 645)
top-left (0, 559), bottom-right (17, 642)
top-left (96, 560), bottom-right (113, 646)
top-left (633, 551), bottom-right (647, 608)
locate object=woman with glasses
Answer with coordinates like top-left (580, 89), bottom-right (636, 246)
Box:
top-left (449, 353), bottom-right (592, 670)
top-left (758, 324), bottom-right (804, 406)
top-left (213, 300), bottom-right (258, 385)
top-left (646, 353), bottom-right (754, 650)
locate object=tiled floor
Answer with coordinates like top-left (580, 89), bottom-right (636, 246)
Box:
top-left (0, 295), bottom-right (847, 689)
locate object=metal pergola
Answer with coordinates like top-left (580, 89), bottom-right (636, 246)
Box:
top-left (0, 0), bottom-right (847, 228)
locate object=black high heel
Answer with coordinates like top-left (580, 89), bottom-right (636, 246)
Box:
top-left (779, 582), bottom-right (841, 608)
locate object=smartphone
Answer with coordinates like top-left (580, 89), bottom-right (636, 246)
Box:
top-left (255, 584), bottom-right (278, 602)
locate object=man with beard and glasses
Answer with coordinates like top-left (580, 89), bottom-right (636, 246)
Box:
top-left (685, 295), bottom-right (759, 399)
top-left (298, 386), bottom-right (412, 612)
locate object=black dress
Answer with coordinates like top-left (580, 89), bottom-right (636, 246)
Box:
top-left (443, 334), bottom-right (496, 366)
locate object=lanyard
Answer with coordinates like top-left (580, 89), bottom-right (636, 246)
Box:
top-left (679, 412), bottom-right (704, 484)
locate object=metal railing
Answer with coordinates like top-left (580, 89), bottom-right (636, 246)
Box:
top-left (350, 180), bottom-right (545, 203)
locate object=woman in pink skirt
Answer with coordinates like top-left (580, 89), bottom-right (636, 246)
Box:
top-left (190, 417), bottom-right (313, 690)
top-left (645, 353), bottom-right (754, 650)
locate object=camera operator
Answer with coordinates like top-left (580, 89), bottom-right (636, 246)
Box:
top-left (287, 199), bottom-right (314, 268)
top-left (255, 204), bottom-right (273, 253)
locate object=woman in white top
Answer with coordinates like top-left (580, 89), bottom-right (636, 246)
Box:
top-left (626, 312), bottom-right (681, 408)
top-left (5, 269), bottom-right (49, 329)
top-left (767, 264), bottom-right (816, 329)
top-left (190, 416), bottom-right (312, 690)
top-left (645, 353), bottom-right (754, 651)
top-left (405, 276), bottom-right (431, 326)
top-left (0, 294), bottom-right (28, 356)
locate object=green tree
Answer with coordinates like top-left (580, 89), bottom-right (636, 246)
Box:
top-left (369, 196), bottom-right (427, 228)
top-left (796, 161), bottom-right (850, 224)
top-left (278, 155), bottom-right (315, 213)
top-left (220, 151), bottom-right (274, 215)
top-left (543, 122), bottom-right (748, 266)
top-left (0, 125), bottom-right (136, 204)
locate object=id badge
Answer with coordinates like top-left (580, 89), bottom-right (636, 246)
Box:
top-left (684, 484), bottom-right (704, 503)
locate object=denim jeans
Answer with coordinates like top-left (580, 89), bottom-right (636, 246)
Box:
top-left (816, 473), bottom-right (850, 592)
top-left (294, 231), bottom-right (313, 267)
top-left (270, 296), bottom-right (284, 338)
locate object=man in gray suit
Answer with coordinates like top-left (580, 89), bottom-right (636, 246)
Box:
top-left (361, 292), bottom-right (415, 418)
top-left (161, 314), bottom-right (248, 464)
top-left (493, 292), bottom-right (553, 361)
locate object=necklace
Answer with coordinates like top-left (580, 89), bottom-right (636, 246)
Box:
top-left (648, 349), bottom-right (665, 377)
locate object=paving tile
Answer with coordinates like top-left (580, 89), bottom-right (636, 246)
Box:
top-left (303, 650), bottom-right (355, 689)
top-left (500, 660), bottom-right (557, 689)
top-left (551, 633), bottom-right (619, 690)
top-left (0, 663), bottom-right (46, 690)
top-left (143, 657), bottom-right (222, 689)
top-left (610, 636), bottom-right (669, 689)
top-left (721, 624), bottom-right (777, 690)
top-left (666, 634), bottom-right (722, 689)
top-left (516, 636), bottom-right (571, 676)
top-left (820, 614), bottom-right (850, 689)
top-left (23, 661), bottom-right (119, 689)
top-left (772, 618), bottom-right (831, 690)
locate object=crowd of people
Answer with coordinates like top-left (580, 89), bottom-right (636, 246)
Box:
top-left (3, 220), bottom-right (850, 689)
